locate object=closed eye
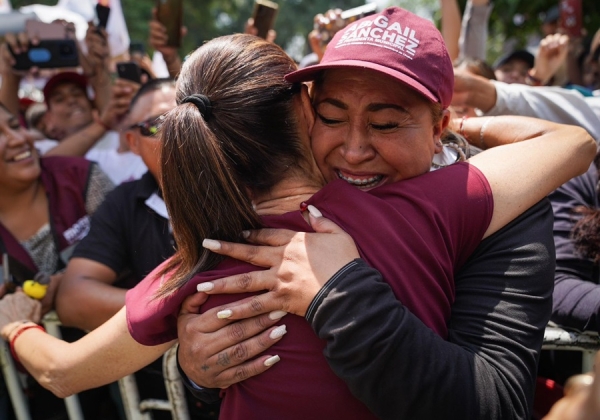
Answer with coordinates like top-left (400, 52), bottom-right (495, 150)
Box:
top-left (316, 113), bottom-right (343, 125)
top-left (371, 123), bottom-right (398, 131)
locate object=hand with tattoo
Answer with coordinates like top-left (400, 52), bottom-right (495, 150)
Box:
top-left (177, 291), bottom-right (287, 388)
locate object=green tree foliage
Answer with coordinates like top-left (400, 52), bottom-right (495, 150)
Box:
top-left (10, 0), bottom-right (600, 63)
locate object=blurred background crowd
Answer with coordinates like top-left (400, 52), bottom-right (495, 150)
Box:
top-left (1, 0), bottom-right (600, 419)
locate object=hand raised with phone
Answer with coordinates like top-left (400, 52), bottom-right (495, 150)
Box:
top-left (149, 7), bottom-right (186, 78)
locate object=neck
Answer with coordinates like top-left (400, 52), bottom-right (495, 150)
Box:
top-left (253, 174), bottom-right (322, 216)
top-left (0, 181), bottom-right (42, 215)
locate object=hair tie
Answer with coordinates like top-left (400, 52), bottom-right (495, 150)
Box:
top-left (182, 94), bottom-right (212, 121)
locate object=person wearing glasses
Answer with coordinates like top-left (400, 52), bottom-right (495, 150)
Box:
top-left (55, 78), bottom-right (176, 332)
top-left (53, 78), bottom-right (215, 419)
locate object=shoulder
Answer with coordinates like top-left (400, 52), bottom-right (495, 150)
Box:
top-left (41, 155), bottom-right (92, 173)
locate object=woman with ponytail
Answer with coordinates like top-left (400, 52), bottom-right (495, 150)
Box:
top-left (0, 12), bottom-right (594, 419)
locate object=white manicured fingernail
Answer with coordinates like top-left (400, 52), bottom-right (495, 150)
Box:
top-left (202, 239), bottom-right (221, 251)
top-left (217, 309), bottom-right (232, 319)
top-left (307, 205), bottom-right (322, 218)
top-left (264, 355), bottom-right (280, 367)
top-left (268, 310), bottom-right (287, 320)
top-left (241, 230), bottom-right (250, 238)
top-left (196, 282), bottom-right (214, 292)
top-left (269, 325), bottom-right (287, 339)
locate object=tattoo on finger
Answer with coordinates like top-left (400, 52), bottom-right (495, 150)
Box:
top-left (201, 364), bottom-right (209, 371)
top-left (217, 352), bottom-right (231, 366)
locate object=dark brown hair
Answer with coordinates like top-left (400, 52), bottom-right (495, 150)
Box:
top-left (571, 152), bottom-right (600, 262)
top-left (155, 34), bottom-right (306, 298)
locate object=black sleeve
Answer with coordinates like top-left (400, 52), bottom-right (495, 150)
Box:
top-left (550, 165), bottom-right (600, 333)
top-left (307, 199), bottom-right (554, 420)
top-left (70, 185), bottom-right (128, 274)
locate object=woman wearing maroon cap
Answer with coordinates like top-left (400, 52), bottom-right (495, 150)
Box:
top-left (176, 7), bottom-right (585, 420)
top-left (0, 10), bottom-right (595, 420)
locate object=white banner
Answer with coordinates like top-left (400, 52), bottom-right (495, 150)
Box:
top-left (56, 0), bottom-right (130, 57)
top-left (0, 0), bottom-right (12, 13)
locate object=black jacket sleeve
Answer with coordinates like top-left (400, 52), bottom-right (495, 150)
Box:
top-left (307, 199), bottom-right (555, 420)
top-left (550, 164), bottom-right (600, 333)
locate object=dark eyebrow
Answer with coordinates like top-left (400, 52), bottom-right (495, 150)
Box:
top-left (316, 98), bottom-right (348, 110)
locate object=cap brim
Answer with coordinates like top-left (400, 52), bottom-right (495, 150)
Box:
top-left (285, 59), bottom-right (438, 104)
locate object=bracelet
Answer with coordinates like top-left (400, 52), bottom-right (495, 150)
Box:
top-left (459, 115), bottom-right (468, 138)
top-left (479, 117), bottom-right (494, 150)
top-left (9, 324), bottom-right (45, 371)
top-left (526, 70), bottom-right (542, 86)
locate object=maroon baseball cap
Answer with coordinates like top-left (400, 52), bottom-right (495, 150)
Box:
top-left (286, 7), bottom-right (454, 108)
top-left (43, 72), bottom-right (89, 106)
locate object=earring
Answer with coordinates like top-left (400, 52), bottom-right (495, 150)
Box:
top-left (431, 142), bottom-right (464, 170)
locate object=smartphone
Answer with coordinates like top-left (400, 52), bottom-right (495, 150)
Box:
top-left (10, 39), bottom-right (79, 70)
top-left (96, 3), bottom-right (111, 30)
top-left (559, 0), bottom-right (583, 38)
top-left (0, 11), bottom-right (39, 37)
top-left (116, 61), bottom-right (142, 84)
top-left (252, 0), bottom-right (279, 39)
top-left (156, 0), bottom-right (183, 48)
top-left (25, 20), bottom-right (67, 40)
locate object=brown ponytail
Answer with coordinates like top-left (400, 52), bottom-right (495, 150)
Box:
top-left (154, 34), bottom-right (306, 298)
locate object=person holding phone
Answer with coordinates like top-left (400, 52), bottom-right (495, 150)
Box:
top-left (0, 9), bottom-right (595, 419)
top-left (149, 6), bottom-right (185, 79)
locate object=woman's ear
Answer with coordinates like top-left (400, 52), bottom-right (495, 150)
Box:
top-left (433, 109), bottom-right (451, 153)
top-left (300, 83), bottom-right (315, 134)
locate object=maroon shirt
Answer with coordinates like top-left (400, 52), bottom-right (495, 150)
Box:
top-left (126, 162), bottom-right (492, 419)
top-left (0, 156), bottom-right (92, 273)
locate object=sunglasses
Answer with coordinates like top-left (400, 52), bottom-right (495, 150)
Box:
top-left (128, 114), bottom-right (166, 137)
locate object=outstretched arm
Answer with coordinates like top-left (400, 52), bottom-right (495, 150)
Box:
top-left (461, 115), bottom-right (595, 237)
top-left (2, 304), bottom-right (173, 398)
top-left (452, 70), bottom-right (600, 141)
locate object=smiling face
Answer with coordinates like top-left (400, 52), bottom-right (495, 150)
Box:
top-left (0, 105), bottom-right (40, 190)
top-left (310, 68), bottom-right (446, 190)
top-left (46, 82), bottom-right (94, 137)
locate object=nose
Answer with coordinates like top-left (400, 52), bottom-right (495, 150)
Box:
top-left (5, 126), bottom-right (29, 147)
top-left (340, 126), bottom-right (376, 166)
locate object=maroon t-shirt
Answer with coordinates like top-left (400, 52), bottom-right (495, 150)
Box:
top-left (126, 162), bottom-right (492, 419)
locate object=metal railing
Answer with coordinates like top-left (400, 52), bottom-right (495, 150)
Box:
top-left (0, 312), bottom-right (188, 420)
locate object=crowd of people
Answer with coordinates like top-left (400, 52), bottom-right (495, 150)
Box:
top-left (0, 1), bottom-right (599, 420)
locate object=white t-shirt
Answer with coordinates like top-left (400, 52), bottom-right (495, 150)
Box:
top-left (37, 131), bottom-right (147, 185)
top-left (85, 131), bottom-right (147, 185)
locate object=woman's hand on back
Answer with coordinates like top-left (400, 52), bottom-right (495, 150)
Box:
top-left (197, 206), bottom-right (359, 317)
top-left (176, 207), bottom-right (360, 388)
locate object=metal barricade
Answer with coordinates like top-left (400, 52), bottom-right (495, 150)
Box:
top-left (0, 313), bottom-right (188, 420)
top-left (542, 324), bottom-right (600, 373)
top-left (0, 311), bottom-right (84, 420)
top-left (118, 345), bottom-right (189, 420)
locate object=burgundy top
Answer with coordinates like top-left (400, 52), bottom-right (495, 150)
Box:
top-left (0, 156), bottom-right (91, 273)
top-left (126, 162), bottom-right (492, 419)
